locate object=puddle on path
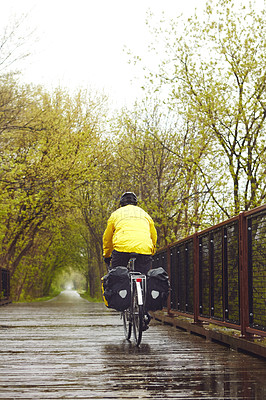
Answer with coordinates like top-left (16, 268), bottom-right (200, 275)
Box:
top-left (0, 290), bottom-right (265, 399)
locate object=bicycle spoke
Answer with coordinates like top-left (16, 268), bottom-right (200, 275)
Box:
top-left (122, 309), bottom-right (132, 340)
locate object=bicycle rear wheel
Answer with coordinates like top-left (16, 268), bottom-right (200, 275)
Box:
top-left (132, 284), bottom-right (143, 346)
top-left (122, 309), bottom-right (132, 340)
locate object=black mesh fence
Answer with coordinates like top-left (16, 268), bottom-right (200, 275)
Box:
top-left (248, 211), bottom-right (266, 332)
top-left (169, 239), bottom-right (194, 314)
top-left (213, 229), bottom-right (223, 320)
top-left (198, 228), bottom-right (225, 320)
top-left (0, 268), bottom-right (10, 304)
top-left (152, 249), bottom-right (167, 271)
top-left (198, 223), bottom-right (240, 323)
top-left (226, 222), bottom-right (240, 324)
top-left (199, 234), bottom-right (210, 318)
top-left (153, 206), bottom-right (266, 336)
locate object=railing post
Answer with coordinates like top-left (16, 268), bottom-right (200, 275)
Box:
top-left (167, 245), bottom-right (171, 314)
top-left (7, 269), bottom-right (11, 300)
top-left (239, 212), bottom-right (250, 338)
top-left (193, 233), bottom-right (200, 323)
top-left (0, 268), bottom-right (2, 297)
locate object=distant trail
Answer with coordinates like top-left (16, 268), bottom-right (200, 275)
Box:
top-left (47, 289), bottom-right (89, 303)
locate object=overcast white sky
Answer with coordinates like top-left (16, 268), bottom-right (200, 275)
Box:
top-left (0, 0), bottom-right (264, 107)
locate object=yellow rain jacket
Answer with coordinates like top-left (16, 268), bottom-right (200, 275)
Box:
top-left (103, 204), bottom-right (157, 258)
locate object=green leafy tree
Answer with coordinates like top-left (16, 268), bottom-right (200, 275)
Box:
top-left (0, 81), bottom-right (107, 298)
top-left (142, 0), bottom-right (266, 216)
top-left (112, 104), bottom-right (212, 245)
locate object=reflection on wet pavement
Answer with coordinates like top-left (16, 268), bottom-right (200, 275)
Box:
top-left (0, 290), bottom-right (265, 399)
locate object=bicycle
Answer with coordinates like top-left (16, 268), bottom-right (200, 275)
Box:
top-left (121, 255), bottom-right (148, 346)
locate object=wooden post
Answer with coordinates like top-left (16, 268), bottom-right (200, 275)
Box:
top-left (167, 246), bottom-right (172, 315)
top-left (239, 212), bottom-right (250, 338)
top-left (0, 268), bottom-right (2, 297)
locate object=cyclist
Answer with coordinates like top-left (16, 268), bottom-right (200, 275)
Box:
top-left (102, 192), bottom-right (157, 330)
top-left (103, 192), bottom-right (157, 273)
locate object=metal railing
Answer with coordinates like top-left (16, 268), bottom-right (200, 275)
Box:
top-left (0, 268), bottom-right (11, 305)
top-left (153, 205), bottom-right (266, 338)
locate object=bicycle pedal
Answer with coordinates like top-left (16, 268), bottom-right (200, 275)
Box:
top-left (142, 324), bottom-right (149, 331)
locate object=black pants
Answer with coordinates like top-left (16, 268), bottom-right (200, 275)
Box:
top-left (111, 250), bottom-right (152, 275)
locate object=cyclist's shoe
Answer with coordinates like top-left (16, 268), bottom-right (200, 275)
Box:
top-left (142, 322), bottom-right (149, 331)
top-left (142, 313), bottom-right (151, 331)
top-left (144, 313), bottom-right (151, 324)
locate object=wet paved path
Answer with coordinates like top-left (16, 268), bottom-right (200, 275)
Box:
top-left (0, 290), bottom-right (265, 399)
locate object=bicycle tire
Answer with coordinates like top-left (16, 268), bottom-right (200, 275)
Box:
top-left (132, 283), bottom-right (143, 346)
top-left (122, 309), bottom-right (132, 340)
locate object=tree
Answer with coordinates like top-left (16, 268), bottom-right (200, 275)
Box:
top-left (0, 81), bottom-right (108, 298)
top-left (74, 155), bottom-right (121, 296)
top-left (142, 0), bottom-right (266, 216)
top-left (112, 103), bottom-right (211, 245)
top-left (0, 14), bottom-right (34, 73)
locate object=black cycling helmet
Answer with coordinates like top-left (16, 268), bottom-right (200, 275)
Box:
top-left (120, 192), bottom-right (138, 206)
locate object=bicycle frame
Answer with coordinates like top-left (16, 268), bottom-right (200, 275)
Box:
top-left (136, 278), bottom-right (144, 306)
top-left (122, 257), bottom-right (147, 346)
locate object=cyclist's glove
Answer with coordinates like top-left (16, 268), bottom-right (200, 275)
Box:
top-left (104, 257), bottom-right (111, 266)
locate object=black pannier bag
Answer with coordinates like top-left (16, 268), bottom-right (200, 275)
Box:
top-left (101, 266), bottom-right (130, 311)
top-left (146, 267), bottom-right (170, 311)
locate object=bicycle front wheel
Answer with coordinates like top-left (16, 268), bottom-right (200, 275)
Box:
top-left (122, 309), bottom-right (132, 340)
top-left (132, 285), bottom-right (143, 346)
